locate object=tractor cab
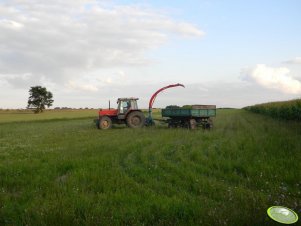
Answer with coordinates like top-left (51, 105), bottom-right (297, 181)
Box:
top-left (117, 98), bottom-right (139, 118)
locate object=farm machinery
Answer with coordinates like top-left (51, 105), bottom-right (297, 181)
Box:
top-left (162, 105), bottom-right (216, 129)
top-left (96, 83), bottom-right (216, 129)
top-left (96, 97), bottom-right (145, 129)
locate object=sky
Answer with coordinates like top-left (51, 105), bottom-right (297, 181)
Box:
top-left (0, 0), bottom-right (301, 109)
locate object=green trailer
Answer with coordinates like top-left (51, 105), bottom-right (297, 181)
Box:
top-left (161, 105), bottom-right (216, 129)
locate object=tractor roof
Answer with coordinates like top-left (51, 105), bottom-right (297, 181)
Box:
top-left (117, 97), bottom-right (139, 101)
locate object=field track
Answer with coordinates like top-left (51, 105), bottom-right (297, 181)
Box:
top-left (0, 109), bottom-right (300, 225)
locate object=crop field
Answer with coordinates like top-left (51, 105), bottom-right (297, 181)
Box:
top-left (0, 109), bottom-right (300, 225)
top-left (244, 99), bottom-right (301, 121)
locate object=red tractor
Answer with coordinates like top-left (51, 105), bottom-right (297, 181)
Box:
top-left (97, 97), bottom-right (145, 129)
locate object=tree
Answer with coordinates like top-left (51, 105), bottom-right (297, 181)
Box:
top-left (27, 86), bottom-right (54, 113)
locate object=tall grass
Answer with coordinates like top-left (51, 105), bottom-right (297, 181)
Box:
top-left (0, 109), bottom-right (300, 225)
top-left (244, 99), bottom-right (301, 120)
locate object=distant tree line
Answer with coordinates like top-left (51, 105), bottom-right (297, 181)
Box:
top-left (26, 86), bottom-right (97, 113)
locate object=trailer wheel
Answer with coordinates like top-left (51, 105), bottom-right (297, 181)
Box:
top-left (189, 119), bottom-right (197, 130)
top-left (203, 123), bottom-right (212, 129)
top-left (182, 119), bottom-right (190, 129)
top-left (126, 111), bottom-right (145, 128)
top-left (99, 116), bottom-right (112, 129)
top-left (207, 118), bottom-right (213, 129)
top-left (168, 122), bottom-right (175, 128)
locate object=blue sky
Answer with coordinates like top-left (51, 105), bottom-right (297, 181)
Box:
top-left (0, 0), bottom-right (301, 108)
top-left (125, 0), bottom-right (301, 80)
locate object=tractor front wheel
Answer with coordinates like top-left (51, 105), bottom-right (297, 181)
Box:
top-left (99, 116), bottom-right (112, 129)
top-left (126, 111), bottom-right (145, 128)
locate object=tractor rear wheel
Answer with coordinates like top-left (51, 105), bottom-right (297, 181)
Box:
top-left (126, 111), bottom-right (145, 128)
top-left (99, 116), bottom-right (112, 129)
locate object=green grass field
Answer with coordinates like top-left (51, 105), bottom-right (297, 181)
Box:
top-left (0, 109), bottom-right (300, 225)
top-left (0, 109), bottom-right (96, 123)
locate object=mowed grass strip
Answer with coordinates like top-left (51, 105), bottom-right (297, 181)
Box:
top-left (0, 109), bottom-right (300, 225)
top-left (0, 109), bottom-right (97, 123)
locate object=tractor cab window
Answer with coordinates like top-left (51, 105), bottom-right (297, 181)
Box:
top-left (119, 100), bottom-right (131, 114)
top-left (130, 100), bottom-right (138, 110)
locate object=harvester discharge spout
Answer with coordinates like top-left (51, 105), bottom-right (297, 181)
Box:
top-left (146, 83), bottom-right (185, 126)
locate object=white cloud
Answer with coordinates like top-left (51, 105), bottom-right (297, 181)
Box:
top-left (241, 64), bottom-right (301, 94)
top-left (63, 69), bottom-right (130, 92)
top-left (0, 19), bottom-right (24, 29)
top-left (284, 57), bottom-right (301, 64)
top-left (0, 73), bottom-right (34, 88)
top-left (0, 0), bottom-right (204, 89)
top-left (175, 22), bottom-right (205, 37)
top-left (66, 81), bottom-right (98, 92)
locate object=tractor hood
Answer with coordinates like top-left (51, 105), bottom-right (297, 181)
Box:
top-left (99, 109), bottom-right (118, 116)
